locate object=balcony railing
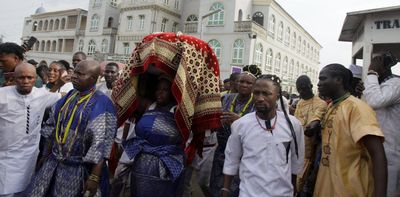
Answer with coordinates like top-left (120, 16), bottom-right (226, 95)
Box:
top-left (184, 23), bottom-right (198, 33)
top-left (117, 35), bottom-right (145, 42)
top-left (234, 21), bottom-right (267, 38)
top-left (103, 27), bottom-right (118, 35)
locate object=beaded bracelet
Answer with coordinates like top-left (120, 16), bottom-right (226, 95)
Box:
top-left (89, 174), bottom-right (100, 183)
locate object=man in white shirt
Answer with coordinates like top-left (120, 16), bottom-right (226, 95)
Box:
top-left (222, 75), bottom-right (305, 197)
top-left (364, 53), bottom-right (400, 196)
top-left (0, 63), bottom-right (61, 196)
top-left (97, 62), bottom-right (119, 98)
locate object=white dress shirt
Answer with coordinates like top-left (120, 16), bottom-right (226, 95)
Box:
top-left (223, 111), bottom-right (305, 197)
top-left (0, 86), bottom-right (61, 195)
top-left (364, 74), bottom-right (400, 196)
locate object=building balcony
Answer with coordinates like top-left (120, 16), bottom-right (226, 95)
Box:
top-left (117, 35), bottom-right (145, 42)
top-left (184, 23), bottom-right (198, 33)
top-left (234, 21), bottom-right (267, 38)
top-left (103, 27), bottom-right (118, 35)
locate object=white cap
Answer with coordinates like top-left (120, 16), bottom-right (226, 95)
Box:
top-left (349, 64), bottom-right (363, 79)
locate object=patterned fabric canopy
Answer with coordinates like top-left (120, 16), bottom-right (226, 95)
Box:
top-left (112, 32), bottom-right (222, 162)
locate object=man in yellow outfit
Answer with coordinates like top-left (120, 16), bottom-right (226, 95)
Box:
top-left (314, 64), bottom-right (387, 197)
top-left (294, 75), bottom-right (327, 196)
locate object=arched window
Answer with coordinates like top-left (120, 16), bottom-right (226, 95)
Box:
top-left (40, 41), bottom-right (45, 51)
top-left (297, 36), bottom-right (301, 53)
top-left (274, 53), bottom-right (281, 74)
top-left (88, 40), bottom-right (96, 55)
top-left (44, 20), bottom-right (48, 31)
top-left (265, 48), bottom-right (273, 72)
top-left (252, 12), bottom-right (264, 26)
top-left (107, 17), bottom-right (113, 28)
top-left (38, 21), bottom-right (43, 31)
top-left (46, 40), bottom-right (51, 52)
top-left (307, 43), bottom-right (310, 58)
top-left (302, 40), bottom-right (306, 55)
top-left (282, 56), bottom-right (288, 77)
top-left (277, 21), bottom-right (283, 41)
top-left (51, 40), bottom-right (56, 52)
top-left (49, 20), bottom-right (54, 30)
top-left (60, 18), bottom-right (66, 30)
top-left (292, 32), bottom-right (296, 49)
top-left (172, 22), bottom-right (178, 32)
top-left (311, 46), bottom-right (314, 61)
top-left (295, 62), bottom-right (300, 78)
top-left (35, 41), bottom-right (40, 51)
top-left (161, 18), bottom-right (168, 32)
top-left (186, 14), bottom-right (198, 22)
top-left (90, 14), bottom-right (100, 30)
top-left (32, 21), bottom-right (38, 31)
top-left (285, 27), bottom-right (290, 46)
top-left (232, 39), bottom-right (244, 64)
top-left (268, 15), bottom-right (275, 36)
top-left (127, 16), bottom-right (133, 31)
top-left (289, 59), bottom-right (294, 79)
top-left (55, 19), bottom-right (60, 30)
top-left (254, 43), bottom-right (263, 66)
top-left (78, 40), bottom-right (84, 51)
top-left (238, 9), bottom-right (243, 21)
top-left (101, 39), bottom-right (108, 53)
top-left (208, 3), bottom-right (224, 25)
top-left (208, 39), bottom-right (222, 61)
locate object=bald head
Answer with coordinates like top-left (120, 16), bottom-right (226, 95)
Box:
top-left (14, 62), bottom-right (37, 95)
top-left (72, 60), bottom-right (100, 92)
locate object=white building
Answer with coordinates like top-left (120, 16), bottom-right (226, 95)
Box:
top-left (22, 0), bottom-right (322, 92)
top-left (22, 7), bottom-right (87, 65)
top-left (339, 5), bottom-right (400, 78)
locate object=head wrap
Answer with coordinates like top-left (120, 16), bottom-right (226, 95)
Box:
top-left (112, 32), bottom-right (222, 162)
top-left (242, 64), bottom-right (261, 78)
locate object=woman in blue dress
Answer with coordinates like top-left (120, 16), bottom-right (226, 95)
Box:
top-left (113, 76), bottom-right (185, 197)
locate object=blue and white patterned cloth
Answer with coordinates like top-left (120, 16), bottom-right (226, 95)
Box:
top-left (25, 89), bottom-right (117, 197)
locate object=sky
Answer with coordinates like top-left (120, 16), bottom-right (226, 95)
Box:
top-left (0, 0), bottom-right (399, 73)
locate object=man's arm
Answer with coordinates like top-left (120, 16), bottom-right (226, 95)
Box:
top-left (364, 75), bottom-right (400, 109)
top-left (222, 175), bottom-right (234, 197)
top-left (83, 160), bottom-right (104, 197)
top-left (361, 135), bottom-right (387, 197)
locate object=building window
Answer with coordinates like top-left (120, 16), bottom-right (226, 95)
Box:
top-left (291, 32), bottom-right (296, 49)
top-left (274, 53), bottom-right (281, 75)
top-left (289, 59), bottom-right (294, 79)
top-left (297, 36), bottom-right (301, 53)
top-left (187, 15), bottom-right (198, 22)
top-left (164, 0), bottom-right (169, 4)
top-left (285, 27), bottom-right (290, 46)
top-left (172, 22), bottom-right (178, 32)
top-left (307, 43), bottom-right (310, 58)
top-left (101, 39), bottom-right (108, 53)
top-left (277, 22), bottom-right (283, 41)
top-left (88, 40), bottom-right (96, 55)
top-left (93, 0), bottom-right (102, 7)
top-left (78, 40), bottom-right (84, 51)
top-left (208, 39), bottom-right (222, 61)
top-left (268, 15), bottom-right (275, 37)
top-left (139, 15), bottom-right (145, 30)
top-left (295, 62), bottom-right (300, 78)
top-left (49, 20), bottom-right (54, 31)
top-left (107, 17), bottom-right (114, 28)
top-left (127, 16), bottom-right (133, 31)
top-left (232, 39), bottom-right (244, 64)
top-left (282, 56), bottom-right (288, 77)
top-left (32, 21), bottom-right (38, 31)
top-left (161, 18), bottom-right (168, 32)
top-left (174, 0), bottom-right (179, 9)
top-left (123, 43), bottom-right (130, 55)
top-left (252, 12), bottom-right (264, 26)
top-left (302, 40), bottom-right (306, 55)
top-left (44, 20), bottom-right (48, 31)
top-left (208, 3), bottom-right (224, 25)
top-left (265, 48), bottom-right (273, 72)
top-left (254, 43), bottom-right (263, 66)
top-left (60, 18), bottom-right (66, 30)
top-left (91, 14), bottom-right (100, 30)
top-left (110, 0), bottom-right (118, 7)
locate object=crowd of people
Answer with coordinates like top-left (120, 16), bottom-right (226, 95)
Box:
top-left (0, 33), bottom-right (399, 197)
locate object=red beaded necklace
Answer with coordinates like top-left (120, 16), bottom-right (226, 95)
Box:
top-left (255, 112), bottom-right (278, 133)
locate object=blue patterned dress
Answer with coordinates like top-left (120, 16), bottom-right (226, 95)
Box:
top-left (209, 93), bottom-right (255, 197)
top-left (25, 89), bottom-right (117, 197)
top-left (119, 104), bottom-right (185, 197)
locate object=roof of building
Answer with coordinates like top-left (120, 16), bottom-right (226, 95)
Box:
top-left (339, 5), bottom-right (400, 42)
top-left (35, 6), bottom-right (46, 14)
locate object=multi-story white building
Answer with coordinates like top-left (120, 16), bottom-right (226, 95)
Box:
top-left (22, 0), bottom-right (321, 92)
top-left (22, 7), bottom-right (87, 65)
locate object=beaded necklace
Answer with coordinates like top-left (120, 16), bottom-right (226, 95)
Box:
top-left (321, 93), bottom-right (350, 129)
top-left (255, 112), bottom-right (278, 133)
top-left (229, 94), bottom-right (253, 117)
